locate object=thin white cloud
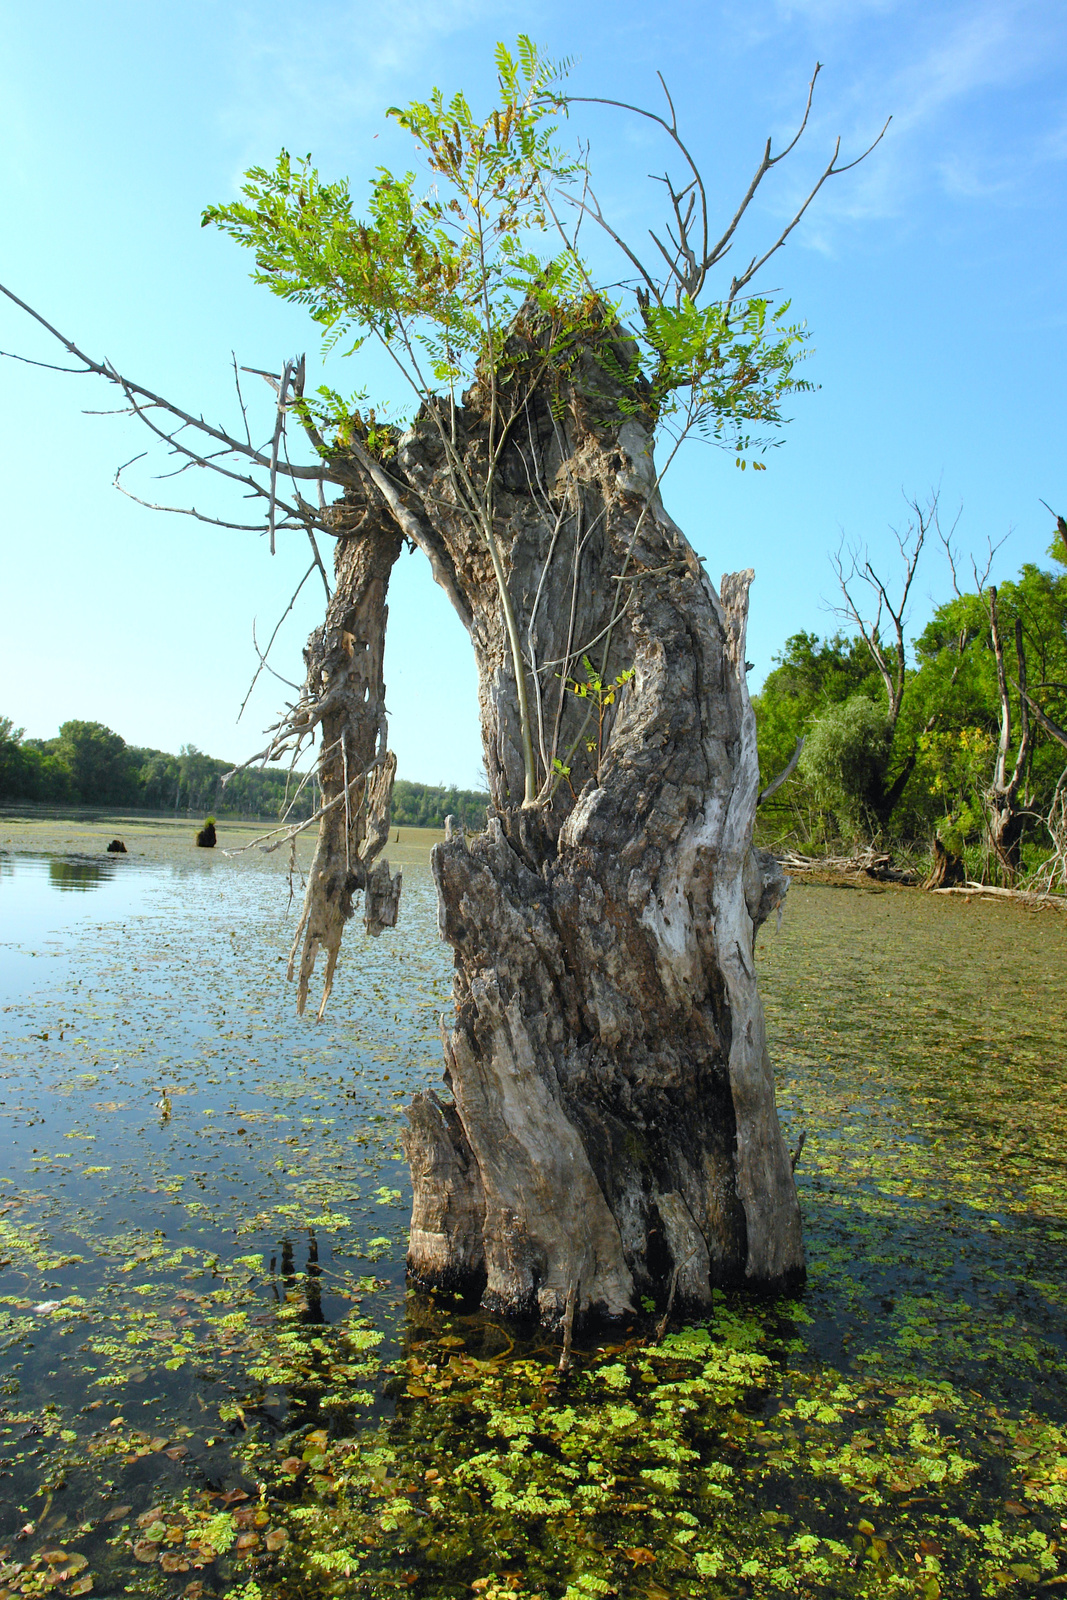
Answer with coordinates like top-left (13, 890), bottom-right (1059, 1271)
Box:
top-left (218, 0), bottom-right (516, 181)
top-left (753, 0), bottom-right (1067, 244)
top-left (888, 0), bottom-right (1053, 133)
top-left (774, 0), bottom-right (898, 21)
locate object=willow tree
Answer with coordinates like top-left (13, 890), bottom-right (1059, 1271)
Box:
top-left (2, 42), bottom-right (885, 1326)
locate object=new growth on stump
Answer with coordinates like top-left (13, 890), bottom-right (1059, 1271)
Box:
top-left (1, 40), bottom-right (887, 1326)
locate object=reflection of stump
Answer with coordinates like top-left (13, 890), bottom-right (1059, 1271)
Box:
top-left (106, 838), bottom-right (127, 854)
top-left (923, 837), bottom-right (965, 889)
top-left (195, 821), bottom-right (217, 849)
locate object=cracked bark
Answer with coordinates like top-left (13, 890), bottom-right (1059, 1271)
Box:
top-left (333, 318), bottom-right (808, 1327)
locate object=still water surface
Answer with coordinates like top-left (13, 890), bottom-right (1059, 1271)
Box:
top-left (1, 824), bottom-right (1066, 1598)
top-left (0, 828), bottom-right (449, 1590)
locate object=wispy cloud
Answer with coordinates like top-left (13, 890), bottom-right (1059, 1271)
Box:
top-left (887, 0), bottom-right (1054, 133)
top-left (218, 0), bottom-right (515, 182)
top-left (741, 0), bottom-right (1067, 247)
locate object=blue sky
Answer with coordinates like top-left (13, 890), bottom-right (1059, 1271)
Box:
top-left (1, 0), bottom-right (1064, 789)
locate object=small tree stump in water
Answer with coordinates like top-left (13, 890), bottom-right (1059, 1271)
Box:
top-left (195, 821), bottom-right (217, 849)
top-left (923, 837), bottom-right (965, 890)
top-left (106, 838), bottom-right (126, 853)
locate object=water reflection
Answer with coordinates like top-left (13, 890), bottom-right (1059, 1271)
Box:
top-left (47, 856), bottom-right (117, 892)
top-left (271, 1232), bottom-right (327, 1324)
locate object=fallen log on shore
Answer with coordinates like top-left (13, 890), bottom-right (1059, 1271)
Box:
top-left (931, 882), bottom-right (1066, 909)
top-left (774, 848), bottom-right (918, 885)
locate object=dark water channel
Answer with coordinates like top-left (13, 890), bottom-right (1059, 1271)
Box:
top-left (1, 837), bottom-right (1067, 1599)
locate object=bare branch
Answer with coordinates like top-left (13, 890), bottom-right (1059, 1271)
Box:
top-left (251, 621), bottom-right (304, 691)
top-left (112, 456), bottom-right (280, 532)
top-left (987, 587), bottom-right (1032, 800)
top-left (224, 762), bottom-right (382, 856)
top-left (830, 492), bottom-right (935, 729)
top-left (109, 374), bottom-right (316, 534)
top-left (260, 356), bottom-right (297, 554)
top-left (563, 183), bottom-right (662, 305)
top-left (230, 353), bottom-right (253, 448)
top-left (0, 278), bottom-right (347, 486)
top-left (0, 348), bottom-right (89, 374)
top-left (726, 118), bottom-right (890, 304)
top-left (1020, 688), bottom-right (1067, 752)
top-left (758, 735), bottom-right (805, 806)
top-left (237, 561), bottom-right (318, 722)
top-left (567, 65), bottom-right (889, 308)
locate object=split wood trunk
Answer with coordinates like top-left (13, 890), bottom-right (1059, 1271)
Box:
top-left (922, 837), bottom-right (965, 891)
top-left (309, 316), bottom-right (804, 1325)
top-left (287, 508), bottom-right (403, 1020)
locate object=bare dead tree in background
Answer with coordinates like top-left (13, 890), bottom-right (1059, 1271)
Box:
top-left (829, 492), bottom-right (964, 831)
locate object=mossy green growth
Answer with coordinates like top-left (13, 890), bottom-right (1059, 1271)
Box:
top-left (243, 884), bottom-right (1067, 1600)
top-left (255, 1292), bottom-right (1067, 1598)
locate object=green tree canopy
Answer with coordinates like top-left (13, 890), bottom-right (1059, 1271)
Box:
top-left (54, 721), bottom-right (139, 806)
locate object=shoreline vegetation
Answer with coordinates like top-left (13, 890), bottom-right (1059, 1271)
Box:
top-left (752, 526), bottom-right (1067, 898)
top-left (0, 718), bottom-right (488, 831)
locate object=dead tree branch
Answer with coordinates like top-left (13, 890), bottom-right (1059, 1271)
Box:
top-left (830, 492), bottom-right (938, 730)
top-left (758, 735), bottom-right (805, 806)
top-left (567, 66), bottom-right (889, 309)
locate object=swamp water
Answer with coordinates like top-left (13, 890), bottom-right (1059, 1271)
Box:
top-left (0, 816), bottom-right (1065, 1599)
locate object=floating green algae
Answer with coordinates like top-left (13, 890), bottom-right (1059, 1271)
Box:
top-left (1, 825), bottom-right (1066, 1598)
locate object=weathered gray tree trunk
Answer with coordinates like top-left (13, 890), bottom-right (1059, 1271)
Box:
top-left (287, 502), bottom-right (403, 1019)
top-left (354, 320), bottom-right (807, 1326)
top-left (986, 591), bottom-right (1032, 882)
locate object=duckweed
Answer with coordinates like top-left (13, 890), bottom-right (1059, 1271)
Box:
top-left (0, 822), bottom-right (1065, 1597)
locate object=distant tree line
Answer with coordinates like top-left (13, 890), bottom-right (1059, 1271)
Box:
top-left (0, 717), bottom-right (490, 829)
top-left (391, 779), bottom-right (488, 831)
top-left (0, 719), bottom-right (317, 817)
top-left (754, 514), bottom-right (1067, 887)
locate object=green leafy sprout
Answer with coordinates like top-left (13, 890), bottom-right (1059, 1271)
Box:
top-left (202, 39), bottom-right (832, 806)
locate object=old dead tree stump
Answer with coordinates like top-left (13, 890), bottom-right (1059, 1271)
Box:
top-left (303, 319), bottom-right (803, 1328)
